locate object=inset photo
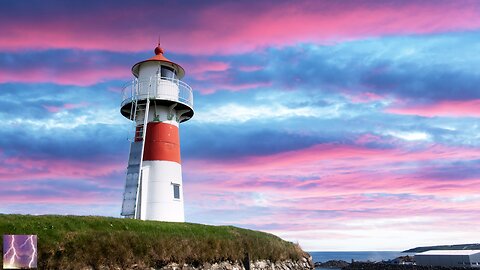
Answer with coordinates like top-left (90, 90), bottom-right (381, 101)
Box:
top-left (3, 235), bottom-right (37, 269)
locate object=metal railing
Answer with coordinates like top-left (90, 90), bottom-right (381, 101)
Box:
top-left (121, 76), bottom-right (193, 109)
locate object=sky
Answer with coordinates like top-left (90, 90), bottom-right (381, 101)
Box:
top-left (1, 0), bottom-right (480, 251)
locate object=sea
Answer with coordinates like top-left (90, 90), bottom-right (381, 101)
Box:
top-left (308, 251), bottom-right (412, 270)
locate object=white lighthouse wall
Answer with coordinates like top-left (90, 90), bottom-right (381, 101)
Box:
top-left (134, 106), bottom-right (179, 127)
top-left (141, 160), bottom-right (185, 222)
top-left (138, 166), bottom-right (149, 220)
top-left (137, 62), bottom-right (179, 102)
top-left (146, 105), bottom-right (179, 127)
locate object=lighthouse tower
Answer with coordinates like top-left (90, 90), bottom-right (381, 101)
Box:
top-left (119, 45), bottom-right (193, 222)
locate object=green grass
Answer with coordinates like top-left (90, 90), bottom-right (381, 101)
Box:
top-left (0, 214), bottom-right (306, 269)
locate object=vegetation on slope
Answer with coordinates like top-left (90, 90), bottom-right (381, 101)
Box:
top-left (0, 214), bottom-right (305, 269)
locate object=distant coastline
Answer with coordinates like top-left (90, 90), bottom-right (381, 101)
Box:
top-left (309, 244), bottom-right (480, 263)
top-left (403, 243), bottom-right (480, 253)
top-left (309, 251), bottom-right (406, 264)
top-left (343, 262), bottom-right (472, 270)
top-left (310, 248), bottom-right (480, 270)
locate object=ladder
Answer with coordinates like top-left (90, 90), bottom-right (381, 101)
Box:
top-left (120, 99), bottom-right (150, 218)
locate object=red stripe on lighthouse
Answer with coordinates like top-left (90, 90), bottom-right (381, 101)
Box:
top-left (143, 122), bottom-right (181, 163)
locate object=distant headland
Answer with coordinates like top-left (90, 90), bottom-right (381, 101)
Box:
top-left (403, 243), bottom-right (480, 253)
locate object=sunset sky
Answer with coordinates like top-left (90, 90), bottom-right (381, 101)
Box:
top-left (1, 0), bottom-right (480, 251)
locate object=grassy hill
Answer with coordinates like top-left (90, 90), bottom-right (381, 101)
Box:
top-left (0, 214), bottom-right (306, 269)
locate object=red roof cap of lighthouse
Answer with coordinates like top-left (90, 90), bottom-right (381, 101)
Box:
top-left (131, 45), bottom-right (186, 79)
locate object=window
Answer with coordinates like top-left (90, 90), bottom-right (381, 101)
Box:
top-left (173, 184), bottom-right (180, 199)
top-left (161, 66), bottom-right (177, 79)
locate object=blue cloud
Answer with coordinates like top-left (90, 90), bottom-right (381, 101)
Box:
top-left (416, 159), bottom-right (480, 181)
top-left (186, 32), bottom-right (480, 102)
top-left (0, 83), bottom-right (130, 163)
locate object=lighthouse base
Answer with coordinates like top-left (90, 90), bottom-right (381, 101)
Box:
top-left (139, 160), bottom-right (185, 222)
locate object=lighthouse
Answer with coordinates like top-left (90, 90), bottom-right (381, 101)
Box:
top-left (119, 44), bottom-right (193, 222)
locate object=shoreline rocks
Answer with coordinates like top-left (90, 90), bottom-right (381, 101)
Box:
top-left (314, 260), bottom-right (349, 269)
top-left (159, 259), bottom-right (313, 270)
top-left (80, 256), bottom-right (314, 270)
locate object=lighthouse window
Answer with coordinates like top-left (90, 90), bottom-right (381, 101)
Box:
top-left (161, 66), bottom-right (177, 79)
top-left (173, 184), bottom-right (180, 199)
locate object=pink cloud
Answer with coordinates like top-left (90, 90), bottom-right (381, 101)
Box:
top-left (237, 65), bottom-right (264, 72)
top-left (185, 172), bottom-right (480, 239)
top-left (184, 157), bottom-right (480, 242)
top-left (186, 143), bottom-right (480, 174)
top-left (387, 99), bottom-right (480, 117)
top-left (0, 156), bottom-right (123, 182)
top-left (183, 60), bottom-right (230, 77)
top-left (0, 66), bottom-right (129, 86)
top-left (1, 1), bottom-right (480, 54)
top-left (0, 191), bottom-right (118, 205)
top-left (354, 133), bottom-right (384, 145)
top-left (183, 142), bottom-right (480, 207)
top-left (43, 102), bottom-right (90, 113)
top-left (346, 92), bottom-right (386, 103)
top-left (0, 155), bottom-right (124, 207)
